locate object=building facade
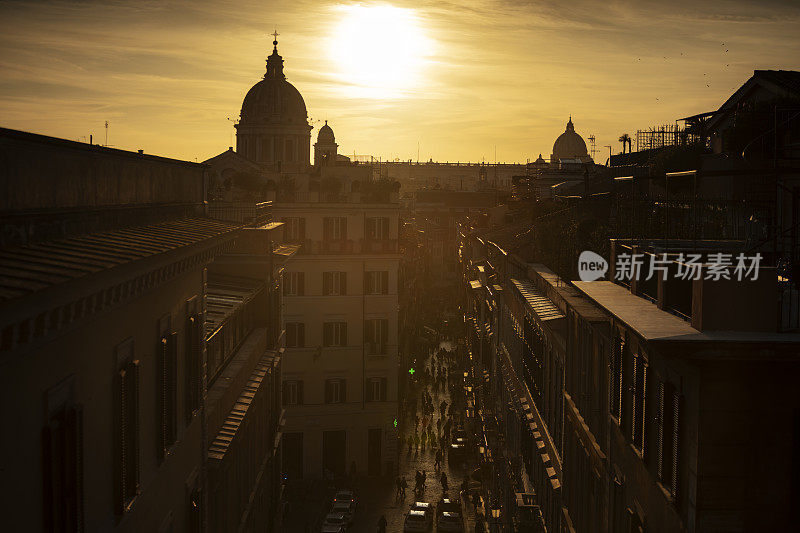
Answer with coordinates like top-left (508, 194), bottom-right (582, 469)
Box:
top-left (0, 128), bottom-right (288, 532)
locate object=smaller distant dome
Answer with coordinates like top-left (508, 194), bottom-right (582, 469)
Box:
top-left (318, 121), bottom-right (335, 143)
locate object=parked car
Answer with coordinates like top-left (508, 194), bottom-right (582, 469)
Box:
top-left (322, 512), bottom-right (348, 532)
top-left (436, 498), bottom-right (464, 531)
top-left (330, 500), bottom-right (356, 525)
top-left (412, 501), bottom-right (433, 513)
top-left (334, 488), bottom-right (356, 505)
top-left (404, 509), bottom-right (433, 532)
top-left (321, 525), bottom-right (346, 533)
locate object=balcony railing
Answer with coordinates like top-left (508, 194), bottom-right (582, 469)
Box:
top-left (360, 239), bottom-right (398, 253)
top-left (289, 239), bottom-right (398, 254)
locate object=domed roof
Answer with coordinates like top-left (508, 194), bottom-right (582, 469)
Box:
top-left (317, 121), bottom-right (335, 143)
top-left (240, 40), bottom-right (307, 125)
top-left (552, 117), bottom-right (588, 161)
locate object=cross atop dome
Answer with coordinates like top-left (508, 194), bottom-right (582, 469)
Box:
top-left (265, 29), bottom-right (284, 79)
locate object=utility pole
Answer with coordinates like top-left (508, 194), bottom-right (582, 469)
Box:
top-left (104, 120), bottom-right (109, 146)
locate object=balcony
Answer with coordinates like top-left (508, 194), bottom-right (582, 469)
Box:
top-left (321, 239), bottom-right (355, 254)
top-left (360, 239), bottom-right (398, 253)
top-left (207, 201), bottom-right (272, 226)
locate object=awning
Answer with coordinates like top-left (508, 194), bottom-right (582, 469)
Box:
top-left (510, 278), bottom-right (564, 321)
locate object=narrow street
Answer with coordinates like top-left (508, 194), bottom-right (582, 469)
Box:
top-left (284, 339), bottom-right (491, 532)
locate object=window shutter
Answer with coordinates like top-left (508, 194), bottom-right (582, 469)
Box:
top-left (297, 381), bottom-right (304, 405)
top-left (325, 380), bottom-right (332, 404)
top-left (282, 274), bottom-right (289, 296)
top-left (114, 367), bottom-right (126, 515)
top-left (380, 378), bottom-right (387, 401)
top-left (381, 272), bottom-right (388, 294)
top-left (341, 217), bottom-right (347, 240)
top-left (281, 217), bottom-right (287, 241)
top-left (380, 319), bottom-right (388, 352)
top-left (167, 333), bottom-right (177, 445)
top-left (641, 363), bottom-right (648, 458)
top-left (323, 218), bottom-right (331, 240)
top-left (628, 354), bottom-right (641, 440)
top-left (617, 340), bottom-right (625, 421)
top-left (341, 322), bottom-right (348, 346)
top-left (130, 360), bottom-right (140, 497)
top-left (671, 391), bottom-right (681, 499)
top-left (657, 381), bottom-right (665, 480)
top-left (341, 272), bottom-right (347, 295)
top-left (323, 272), bottom-right (330, 296)
top-left (158, 337), bottom-right (168, 459)
top-left (341, 379), bottom-right (347, 403)
top-left (298, 272), bottom-right (305, 296)
top-left (73, 405), bottom-right (85, 532)
top-left (282, 382), bottom-right (289, 406)
top-left (365, 379), bottom-right (371, 401)
top-left (299, 217), bottom-right (306, 240)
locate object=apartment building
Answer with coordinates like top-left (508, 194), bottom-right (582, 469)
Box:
top-left (0, 128), bottom-right (288, 532)
top-left (460, 229), bottom-right (800, 532)
top-left (273, 164), bottom-right (401, 480)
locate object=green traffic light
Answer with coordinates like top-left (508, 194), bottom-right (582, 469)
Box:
top-left (409, 368), bottom-right (415, 375)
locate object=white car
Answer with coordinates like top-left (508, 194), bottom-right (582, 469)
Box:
top-left (437, 511), bottom-right (464, 532)
top-left (322, 512), bottom-right (348, 532)
top-left (404, 509), bottom-right (432, 532)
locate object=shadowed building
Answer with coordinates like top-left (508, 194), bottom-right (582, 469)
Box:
top-left (0, 127), bottom-right (289, 532)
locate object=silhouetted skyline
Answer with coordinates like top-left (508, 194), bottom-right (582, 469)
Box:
top-left (1, 0), bottom-right (798, 162)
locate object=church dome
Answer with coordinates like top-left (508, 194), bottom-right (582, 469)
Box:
top-left (317, 121), bottom-right (335, 143)
top-left (551, 117), bottom-right (589, 162)
top-left (239, 42), bottom-right (307, 125)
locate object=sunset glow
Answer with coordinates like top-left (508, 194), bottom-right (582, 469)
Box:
top-left (329, 4), bottom-right (434, 99)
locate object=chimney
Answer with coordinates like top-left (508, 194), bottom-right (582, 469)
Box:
top-left (89, 134), bottom-right (92, 145)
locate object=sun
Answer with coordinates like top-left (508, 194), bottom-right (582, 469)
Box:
top-left (330, 4), bottom-right (433, 98)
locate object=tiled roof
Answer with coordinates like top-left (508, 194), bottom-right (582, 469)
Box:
top-left (0, 218), bottom-right (239, 302)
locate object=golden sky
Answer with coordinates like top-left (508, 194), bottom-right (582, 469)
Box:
top-left (1, 0), bottom-right (799, 163)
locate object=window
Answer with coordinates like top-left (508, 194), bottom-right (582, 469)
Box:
top-left (364, 319), bottom-right (389, 355)
top-left (282, 217), bottom-right (305, 243)
top-left (323, 321), bottom-right (348, 347)
top-left (42, 379), bottom-right (84, 531)
top-left (325, 379), bottom-right (347, 404)
top-left (364, 271), bottom-right (389, 295)
top-left (323, 217), bottom-right (347, 240)
top-left (658, 381), bottom-right (681, 500)
top-left (609, 336), bottom-right (623, 421)
top-left (283, 380), bottom-right (304, 405)
top-left (286, 322), bottom-right (305, 348)
top-left (283, 272), bottom-right (305, 296)
top-left (185, 314), bottom-right (201, 423)
top-left (114, 340), bottom-right (140, 515)
top-left (323, 272), bottom-right (347, 296)
top-left (631, 354), bottom-right (648, 452)
top-left (365, 217), bottom-right (389, 240)
top-left (366, 377), bottom-right (388, 401)
top-left (158, 332), bottom-right (178, 461)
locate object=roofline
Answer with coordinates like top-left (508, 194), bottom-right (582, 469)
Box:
top-left (0, 126), bottom-right (207, 168)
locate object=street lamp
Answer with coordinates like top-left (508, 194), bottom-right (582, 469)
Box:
top-left (491, 507), bottom-right (501, 520)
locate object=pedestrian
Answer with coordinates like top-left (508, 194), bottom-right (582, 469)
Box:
top-left (401, 477), bottom-right (408, 498)
top-left (440, 471), bottom-right (448, 493)
top-left (396, 476), bottom-right (402, 499)
top-left (434, 449), bottom-right (442, 470)
top-left (377, 514), bottom-right (387, 533)
top-left (421, 470), bottom-right (427, 489)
